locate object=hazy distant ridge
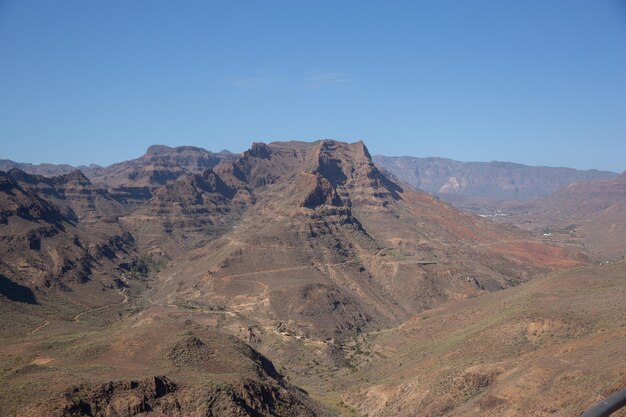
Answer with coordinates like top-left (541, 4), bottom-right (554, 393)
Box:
top-left (374, 155), bottom-right (618, 200)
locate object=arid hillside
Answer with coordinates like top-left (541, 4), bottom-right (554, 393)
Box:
top-left (0, 169), bottom-right (134, 298)
top-left (333, 261), bottom-right (626, 417)
top-left (146, 140), bottom-right (585, 342)
top-left (0, 140), bottom-right (614, 417)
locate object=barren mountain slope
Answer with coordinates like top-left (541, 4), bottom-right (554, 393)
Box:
top-left (5, 168), bottom-right (128, 222)
top-left (0, 165), bottom-right (328, 416)
top-left (0, 140), bottom-right (602, 417)
top-left (84, 145), bottom-right (234, 186)
top-left (0, 170), bottom-right (134, 294)
top-left (333, 261), bottom-right (626, 417)
top-left (121, 167), bottom-right (252, 256)
top-left (80, 145), bottom-right (236, 209)
top-left (0, 309), bottom-right (330, 417)
top-left (151, 140), bottom-right (585, 341)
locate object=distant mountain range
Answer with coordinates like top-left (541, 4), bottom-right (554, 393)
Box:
top-left (3, 150), bottom-right (618, 202)
top-left (373, 155), bottom-right (618, 200)
top-left (485, 171), bottom-right (626, 259)
top-left (0, 145), bottom-right (237, 185)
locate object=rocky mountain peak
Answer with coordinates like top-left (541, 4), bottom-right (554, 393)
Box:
top-left (146, 144), bottom-right (214, 156)
top-left (146, 144), bottom-right (174, 155)
top-left (54, 169), bottom-right (91, 186)
top-left (307, 140), bottom-right (402, 203)
top-left (247, 142), bottom-right (273, 159)
top-left (314, 141), bottom-right (349, 187)
top-left (226, 142), bottom-right (302, 187)
top-left (352, 139), bottom-right (372, 160)
top-left (6, 168), bottom-right (40, 184)
top-left (174, 145), bottom-right (208, 153)
top-left (6, 168), bottom-right (89, 188)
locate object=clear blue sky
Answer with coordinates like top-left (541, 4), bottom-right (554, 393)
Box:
top-left (1, 1), bottom-right (625, 172)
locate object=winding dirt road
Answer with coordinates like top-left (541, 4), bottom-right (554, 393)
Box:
top-left (73, 287), bottom-right (128, 322)
top-left (27, 320), bottom-right (50, 335)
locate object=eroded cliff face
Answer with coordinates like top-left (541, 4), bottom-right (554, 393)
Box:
top-left (0, 169), bottom-right (134, 292)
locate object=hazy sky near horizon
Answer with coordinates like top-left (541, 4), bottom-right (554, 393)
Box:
top-left (1, 1), bottom-right (625, 172)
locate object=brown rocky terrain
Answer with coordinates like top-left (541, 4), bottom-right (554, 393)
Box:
top-left (5, 169), bottom-right (128, 223)
top-left (149, 140), bottom-right (584, 343)
top-left (2, 146), bottom-right (237, 186)
top-left (84, 146), bottom-right (238, 209)
top-left (85, 145), bottom-right (235, 187)
top-left (0, 161), bottom-right (328, 416)
top-left (0, 145), bottom-right (237, 210)
top-left (333, 261), bottom-right (626, 417)
top-left (0, 169), bottom-right (133, 293)
top-left (1, 139), bottom-right (619, 417)
top-left (121, 167), bottom-right (251, 256)
top-left (2, 313), bottom-right (329, 417)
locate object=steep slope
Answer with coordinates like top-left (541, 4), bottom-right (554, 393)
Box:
top-left (0, 169), bottom-right (135, 306)
top-left (153, 140), bottom-right (585, 341)
top-left (335, 261), bottom-right (626, 417)
top-left (0, 170), bottom-right (329, 416)
top-left (81, 145), bottom-right (237, 207)
top-left (0, 140), bottom-right (606, 417)
top-left (85, 145), bottom-right (232, 186)
top-left (5, 169), bottom-right (127, 223)
top-left (1, 145), bottom-right (238, 209)
top-left (2, 146), bottom-right (237, 183)
top-left (374, 155), bottom-right (617, 200)
top-left (121, 167), bottom-right (251, 255)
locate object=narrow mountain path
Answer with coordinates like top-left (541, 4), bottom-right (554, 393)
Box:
top-left (147, 297), bottom-right (238, 317)
top-left (28, 275), bottom-right (133, 332)
top-left (471, 239), bottom-right (534, 248)
top-left (223, 277), bottom-right (270, 292)
top-left (216, 259), bottom-right (359, 282)
top-left (218, 265), bottom-right (311, 281)
top-left (228, 238), bottom-right (348, 253)
top-left (200, 259), bottom-right (359, 297)
top-left (27, 320), bottom-right (50, 335)
top-left (73, 288), bottom-right (128, 322)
